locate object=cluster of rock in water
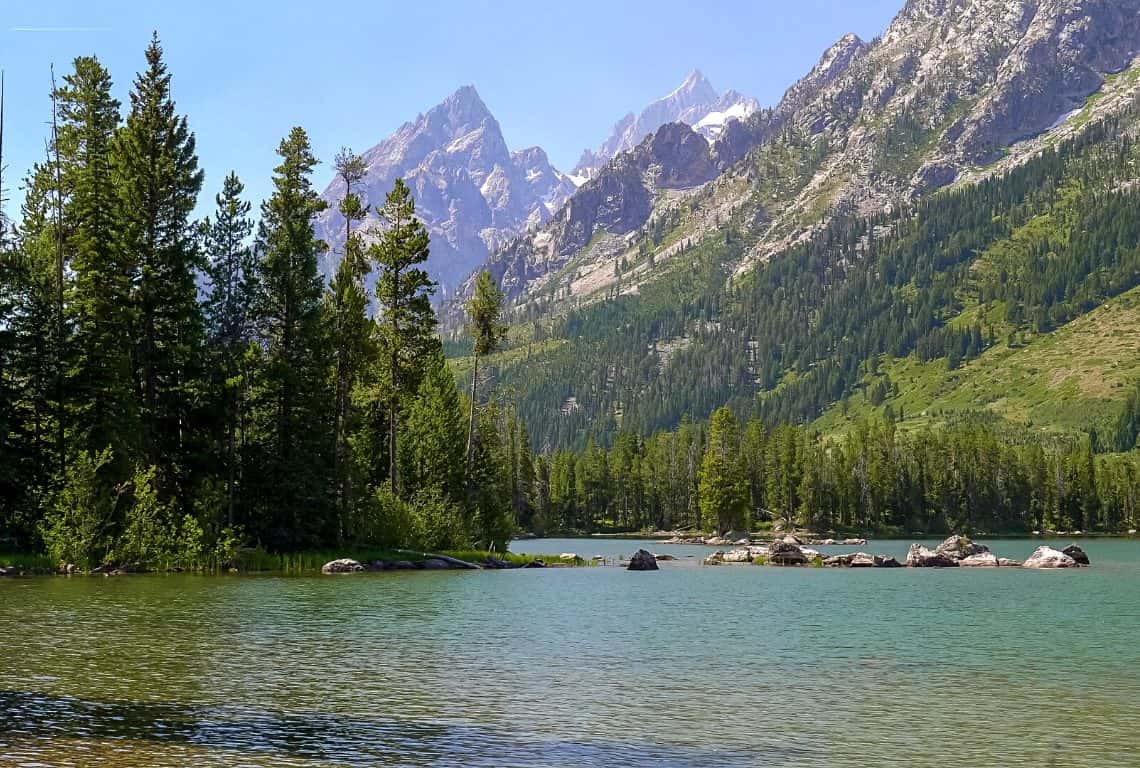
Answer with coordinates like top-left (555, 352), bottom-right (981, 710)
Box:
top-left (321, 554), bottom-right (550, 573)
top-left (698, 535), bottom-right (1091, 570)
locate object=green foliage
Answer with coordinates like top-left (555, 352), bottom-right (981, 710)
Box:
top-left (246, 126), bottom-right (333, 548)
top-left (698, 407), bottom-right (748, 533)
top-left (39, 449), bottom-right (115, 568)
top-left (371, 177), bottom-right (437, 495)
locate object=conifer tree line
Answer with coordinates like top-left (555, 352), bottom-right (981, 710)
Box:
top-left (0, 39), bottom-right (520, 567)
top-left (526, 409), bottom-right (1140, 537)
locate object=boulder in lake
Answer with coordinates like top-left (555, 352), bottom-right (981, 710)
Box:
top-left (1062, 545), bottom-right (1090, 566)
top-left (842, 538), bottom-right (867, 546)
top-left (322, 558), bottom-right (364, 574)
top-left (723, 530), bottom-right (751, 543)
top-left (628, 549), bottom-right (660, 571)
top-left (768, 541), bottom-right (808, 566)
top-left (934, 535), bottom-right (990, 561)
top-left (875, 556), bottom-right (903, 568)
top-left (906, 544), bottom-right (960, 568)
top-left (1023, 546), bottom-right (1079, 569)
top-left (849, 552), bottom-right (876, 568)
top-left (721, 548), bottom-right (753, 563)
top-left (704, 551), bottom-right (725, 566)
top-left (998, 558), bottom-right (1023, 567)
top-left (960, 552), bottom-right (1000, 567)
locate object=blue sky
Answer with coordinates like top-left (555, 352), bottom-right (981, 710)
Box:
top-left (1, 0), bottom-right (901, 219)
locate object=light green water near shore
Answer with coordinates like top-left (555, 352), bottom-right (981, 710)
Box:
top-left (1, 538), bottom-right (1137, 767)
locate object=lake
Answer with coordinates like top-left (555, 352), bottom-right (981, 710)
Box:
top-left (1, 537), bottom-right (1138, 767)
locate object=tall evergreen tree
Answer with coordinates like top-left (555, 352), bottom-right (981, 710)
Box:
top-left (698, 407), bottom-right (748, 534)
top-left (325, 149), bottom-right (372, 536)
top-left (370, 178), bottom-right (435, 496)
top-left (113, 34), bottom-right (205, 500)
top-left (464, 270), bottom-right (507, 472)
top-left (57, 57), bottom-right (135, 472)
top-left (202, 172), bottom-right (255, 527)
top-left (248, 127), bottom-right (332, 547)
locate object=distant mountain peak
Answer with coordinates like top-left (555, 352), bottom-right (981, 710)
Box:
top-left (572, 70), bottom-right (757, 178)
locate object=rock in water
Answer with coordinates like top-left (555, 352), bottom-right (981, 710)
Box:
top-left (768, 541), bottom-right (808, 566)
top-left (1023, 546), bottom-right (1080, 569)
top-left (322, 559), bottom-right (364, 574)
top-left (934, 535), bottom-right (990, 561)
top-left (906, 544), bottom-right (960, 568)
top-left (1062, 545), bottom-right (1091, 566)
top-left (998, 558), bottom-right (1023, 567)
top-left (628, 549), bottom-right (660, 571)
top-left (848, 552), bottom-right (876, 568)
top-left (960, 552), bottom-right (1000, 567)
top-left (875, 556), bottom-right (903, 568)
top-left (420, 558), bottom-right (452, 570)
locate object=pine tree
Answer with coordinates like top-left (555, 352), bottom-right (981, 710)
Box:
top-left (325, 148), bottom-right (372, 536)
top-left (248, 127), bottom-right (332, 547)
top-left (113, 34), bottom-right (205, 500)
top-left (57, 57), bottom-right (136, 473)
top-left (400, 347), bottom-right (465, 503)
top-left (698, 407), bottom-right (748, 534)
top-left (202, 172), bottom-right (255, 527)
top-left (370, 178), bottom-right (435, 496)
top-left (1, 166), bottom-right (70, 532)
top-left (464, 270), bottom-right (507, 473)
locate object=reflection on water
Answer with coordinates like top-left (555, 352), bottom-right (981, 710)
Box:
top-left (0, 690), bottom-right (760, 767)
top-left (1, 538), bottom-right (1139, 767)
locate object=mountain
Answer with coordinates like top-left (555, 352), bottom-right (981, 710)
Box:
top-left (571, 70), bottom-right (758, 180)
top-left (446, 0), bottom-right (1140, 452)
top-left (313, 86), bottom-right (575, 295)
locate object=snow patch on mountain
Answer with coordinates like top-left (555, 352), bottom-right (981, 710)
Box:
top-left (572, 71), bottom-right (757, 178)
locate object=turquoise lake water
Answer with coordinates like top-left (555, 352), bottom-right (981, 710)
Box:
top-left (1, 537), bottom-right (1137, 766)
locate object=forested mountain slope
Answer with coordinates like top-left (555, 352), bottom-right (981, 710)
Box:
top-left (453, 93), bottom-right (1140, 452)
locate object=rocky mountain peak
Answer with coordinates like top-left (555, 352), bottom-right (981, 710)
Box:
top-left (572, 70), bottom-right (756, 178)
top-left (313, 86), bottom-right (574, 294)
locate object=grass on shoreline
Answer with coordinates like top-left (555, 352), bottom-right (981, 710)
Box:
top-left (0, 548), bottom-right (557, 575)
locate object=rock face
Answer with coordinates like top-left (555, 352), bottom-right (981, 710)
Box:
top-left (1062, 544), bottom-right (1091, 565)
top-left (321, 559), bottom-right (364, 574)
top-left (628, 549), bottom-right (660, 571)
top-left (463, 121), bottom-right (719, 303)
top-left (573, 70), bottom-right (758, 179)
top-left (906, 544), bottom-right (960, 568)
top-left (313, 86), bottom-right (575, 295)
top-left (1023, 546), bottom-right (1081, 569)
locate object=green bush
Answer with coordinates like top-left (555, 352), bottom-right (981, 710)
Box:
top-left (39, 449), bottom-right (116, 569)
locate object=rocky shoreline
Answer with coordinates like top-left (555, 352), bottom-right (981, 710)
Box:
top-left (699, 535), bottom-right (1091, 570)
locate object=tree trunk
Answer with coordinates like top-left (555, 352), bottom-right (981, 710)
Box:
top-left (389, 347), bottom-right (399, 496)
top-left (466, 352), bottom-right (479, 472)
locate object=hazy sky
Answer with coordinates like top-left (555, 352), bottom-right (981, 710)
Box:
top-left (1, 0), bottom-right (901, 217)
